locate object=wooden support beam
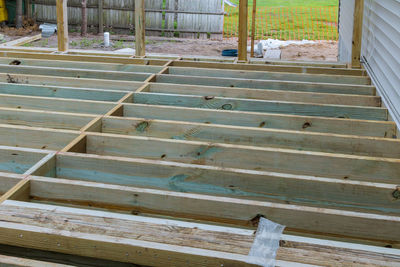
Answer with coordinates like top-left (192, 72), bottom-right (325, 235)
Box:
top-left (172, 60), bottom-right (366, 76)
top-left (0, 64), bottom-right (152, 82)
top-left (147, 83), bottom-right (381, 107)
top-left (156, 74), bottom-right (376, 95)
top-left (250, 0), bottom-right (256, 58)
top-left (238, 0), bottom-right (248, 61)
top-left (100, 116), bottom-right (400, 158)
top-left (0, 82), bottom-right (127, 102)
top-left (0, 125), bottom-right (79, 151)
top-left (0, 73), bottom-right (144, 91)
top-left (0, 107), bottom-right (95, 130)
top-left (0, 51), bottom-right (168, 65)
top-left (56, 0), bottom-right (69, 52)
top-left (135, 0), bottom-right (145, 57)
top-left (122, 103), bottom-right (397, 138)
top-left (0, 57), bottom-right (164, 73)
top-left (0, 34), bottom-right (42, 47)
top-left (132, 92), bottom-right (387, 120)
top-left (168, 66), bottom-right (371, 85)
top-left (351, 0), bottom-right (365, 68)
top-left (22, 172), bottom-right (400, 243)
top-left (0, 147), bottom-right (50, 175)
top-left (80, 133), bottom-right (400, 183)
top-left (0, 94), bottom-right (115, 115)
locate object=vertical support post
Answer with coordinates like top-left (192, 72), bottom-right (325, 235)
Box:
top-left (238, 0), bottom-right (248, 61)
top-left (135, 0), bottom-right (146, 57)
top-left (351, 0), bottom-right (364, 68)
top-left (250, 0), bottom-right (257, 58)
top-left (56, 0), bottom-right (69, 52)
top-left (98, 0), bottom-right (104, 34)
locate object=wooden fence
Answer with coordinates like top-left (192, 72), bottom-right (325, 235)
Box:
top-left (33, 0), bottom-right (224, 39)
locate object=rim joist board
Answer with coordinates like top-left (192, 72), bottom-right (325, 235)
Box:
top-left (0, 52), bottom-right (398, 266)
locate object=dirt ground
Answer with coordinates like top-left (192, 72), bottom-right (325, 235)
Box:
top-left (280, 41), bottom-right (338, 61)
top-left (1, 30), bottom-right (338, 61)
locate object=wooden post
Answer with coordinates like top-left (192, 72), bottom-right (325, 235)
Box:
top-left (81, 0), bottom-right (87, 36)
top-left (98, 0), bottom-right (104, 34)
top-left (351, 0), bottom-right (364, 68)
top-left (135, 0), bottom-right (145, 57)
top-left (238, 0), bottom-right (248, 61)
top-left (250, 0), bottom-right (257, 58)
top-left (56, 0), bottom-right (69, 52)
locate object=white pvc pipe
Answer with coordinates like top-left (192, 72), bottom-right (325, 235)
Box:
top-left (104, 32), bottom-right (110, 47)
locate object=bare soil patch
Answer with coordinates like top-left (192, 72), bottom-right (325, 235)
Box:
top-left (4, 32), bottom-right (338, 61)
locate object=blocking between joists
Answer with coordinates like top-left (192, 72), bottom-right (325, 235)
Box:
top-left (0, 151), bottom-right (56, 204)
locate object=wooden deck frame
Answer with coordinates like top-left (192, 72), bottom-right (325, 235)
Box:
top-left (0, 51), bottom-right (398, 266)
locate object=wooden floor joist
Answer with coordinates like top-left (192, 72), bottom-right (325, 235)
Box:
top-left (0, 51), bottom-right (398, 266)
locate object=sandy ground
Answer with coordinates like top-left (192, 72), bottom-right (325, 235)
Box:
top-left (1, 31), bottom-right (338, 61)
top-left (280, 41), bottom-right (338, 61)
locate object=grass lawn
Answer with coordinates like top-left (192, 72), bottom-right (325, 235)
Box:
top-left (224, 0), bottom-right (339, 40)
top-left (228, 0), bottom-right (338, 7)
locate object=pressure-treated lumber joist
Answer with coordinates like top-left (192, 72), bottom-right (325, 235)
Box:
top-left (0, 57), bottom-right (163, 73)
top-left (24, 152), bottom-right (400, 214)
top-left (9, 172), bottom-right (400, 243)
top-left (132, 92), bottom-right (387, 120)
top-left (0, 125), bottom-right (78, 150)
top-left (0, 82), bottom-right (127, 102)
top-left (0, 94), bottom-right (115, 114)
top-left (0, 34), bottom-right (42, 47)
top-left (0, 64), bottom-right (151, 81)
top-left (0, 107), bottom-right (95, 130)
top-left (0, 73), bottom-right (144, 91)
top-left (99, 117), bottom-right (400, 158)
top-left (122, 103), bottom-right (397, 138)
top-left (145, 82), bottom-right (381, 106)
top-left (155, 74), bottom-right (376, 95)
top-left (0, 52), bottom-right (397, 266)
top-left (60, 134), bottom-right (400, 183)
top-left (171, 60), bottom-right (366, 76)
top-left (168, 66), bottom-right (371, 85)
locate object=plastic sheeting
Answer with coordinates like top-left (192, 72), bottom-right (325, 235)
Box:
top-left (247, 217), bottom-right (285, 267)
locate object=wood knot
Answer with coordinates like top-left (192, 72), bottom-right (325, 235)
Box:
top-left (221, 104), bottom-right (233, 110)
top-left (302, 122), bottom-right (312, 129)
top-left (9, 60), bottom-right (21, 65)
top-left (250, 214), bottom-right (265, 227)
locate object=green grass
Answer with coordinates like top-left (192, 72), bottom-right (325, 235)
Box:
top-left (224, 0), bottom-right (339, 40)
top-left (229, 0), bottom-right (338, 7)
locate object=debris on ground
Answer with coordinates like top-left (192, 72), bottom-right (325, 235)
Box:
top-left (0, 18), bottom-right (38, 36)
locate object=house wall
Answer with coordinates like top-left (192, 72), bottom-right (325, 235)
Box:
top-left (338, 0), bottom-right (400, 130)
